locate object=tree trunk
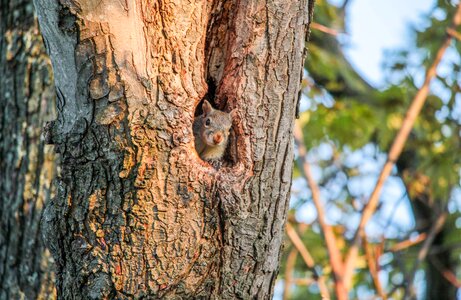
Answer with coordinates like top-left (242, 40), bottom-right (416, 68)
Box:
top-left (34, 0), bottom-right (312, 298)
top-left (0, 0), bottom-right (57, 298)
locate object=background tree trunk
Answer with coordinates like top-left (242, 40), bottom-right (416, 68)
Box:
top-left (0, 0), bottom-right (57, 298)
top-left (398, 153), bottom-right (457, 300)
top-left (33, 0), bottom-right (312, 298)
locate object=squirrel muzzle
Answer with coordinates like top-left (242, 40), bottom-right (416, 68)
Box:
top-left (213, 132), bottom-right (224, 145)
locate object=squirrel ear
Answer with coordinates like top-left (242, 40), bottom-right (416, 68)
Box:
top-left (202, 100), bottom-right (213, 115)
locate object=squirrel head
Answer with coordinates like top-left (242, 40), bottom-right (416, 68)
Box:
top-left (198, 100), bottom-right (236, 147)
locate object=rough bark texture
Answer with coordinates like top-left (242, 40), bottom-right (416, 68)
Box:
top-left (33, 0), bottom-right (311, 298)
top-left (0, 0), bottom-right (57, 299)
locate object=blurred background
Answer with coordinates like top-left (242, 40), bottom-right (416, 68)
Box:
top-left (276, 0), bottom-right (461, 299)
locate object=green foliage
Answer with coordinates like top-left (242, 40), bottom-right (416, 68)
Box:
top-left (301, 100), bottom-right (381, 150)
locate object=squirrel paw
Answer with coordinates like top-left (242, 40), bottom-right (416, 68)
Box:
top-left (208, 160), bottom-right (223, 169)
top-left (208, 160), bottom-right (232, 170)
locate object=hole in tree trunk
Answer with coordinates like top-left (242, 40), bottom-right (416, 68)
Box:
top-left (193, 80), bottom-right (236, 168)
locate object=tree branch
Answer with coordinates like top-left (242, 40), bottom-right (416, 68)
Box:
top-left (292, 278), bottom-right (316, 285)
top-left (389, 233), bottom-right (427, 252)
top-left (311, 22), bottom-right (343, 36)
top-left (446, 28), bottom-right (461, 41)
top-left (286, 222), bottom-right (331, 299)
top-left (283, 247), bottom-right (299, 300)
top-left (405, 212), bottom-right (447, 298)
top-left (363, 238), bottom-right (387, 300)
top-left (294, 122), bottom-right (346, 300)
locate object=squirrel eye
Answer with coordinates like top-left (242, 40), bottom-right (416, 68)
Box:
top-left (205, 118), bottom-right (211, 126)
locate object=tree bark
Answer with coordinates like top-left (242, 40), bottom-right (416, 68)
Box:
top-left (0, 0), bottom-right (57, 298)
top-left (34, 0), bottom-right (311, 298)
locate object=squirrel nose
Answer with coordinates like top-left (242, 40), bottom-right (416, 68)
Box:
top-left (213, 133), bottom-right (223, 144)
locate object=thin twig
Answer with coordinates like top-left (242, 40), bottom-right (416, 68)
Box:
top-left (363, 239), bottom-right (387, 300)
top-left (429, 256), bottom-right (461, 288)
top-left (446, 28), bottom-right (461, 41)
top-left (286, 222), bottom-right (331, 299)
top-left (286, 223), bottom-right (315, 267)
top-left (283, 248), bottom-right (299, 300)
top-left (389, 233), bottom-right (427, 252)
top-left (405, 213), bottom-right (447, 298)
top-left (342, 3), bottom-right (461, 290)
top-left (292, 278), bottom-right (316, 285)
top-left (341, 0), bottom-right (352, 11)
top-left (382, 192), bottom-right (408, 231)
top-left (294, 122), bottom-right (347, 300)
top-left (311, 22), bottom-right (342, 36)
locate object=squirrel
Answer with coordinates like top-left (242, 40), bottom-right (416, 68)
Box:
top-left (193, 100), bottom-right (236, 163)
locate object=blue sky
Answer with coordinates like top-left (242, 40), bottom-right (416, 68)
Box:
top-left (331, 0), bottom-right (435, 87)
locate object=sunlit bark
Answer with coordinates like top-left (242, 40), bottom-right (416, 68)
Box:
top-left (34, 0), bottom-right (311, 298)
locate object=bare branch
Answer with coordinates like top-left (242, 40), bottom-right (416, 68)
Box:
top-left (311, 22), bottom-right (343, 36)
top-left (364, 239), bottom-right (387, 300)
top-left (446, 28), bottom-right (461, 41)
top-left (286, 222), bottom-right (331, 299)
top-left (292, 278), bottom-right (316, 285)
top-left (343, 3), bottom-right (461, 290)
top-left (405, 213), bottom-right (447, 298)
top-left (283, 248), bottom-right (299, 300)
top-left (294, 122), bottom-right (347, 300)
top-left (389, 233), bottom-right (427, 252)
